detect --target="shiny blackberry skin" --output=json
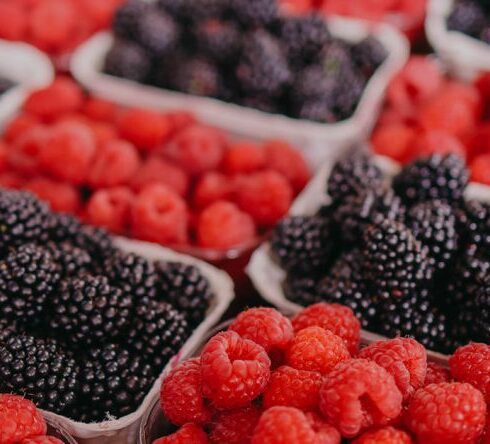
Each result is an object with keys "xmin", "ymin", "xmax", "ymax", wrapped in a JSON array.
[
  {"xmin": 169, "ymin": 58, "xmax": 222, "ymax": 97},
  {"xmin": 0, "ymin": 335, "xmax": 79, "ymax": 415},
  {"xmin": 284, "ymin": 274, "xmax": 320, "ymax": 306},
  {"xmin": 318, "ymin": 40, "xmax": 353, "ymax": 76},
  {"xmin": 49, "ymin": 275, "xmax": 133, "ymax": 347},
  {"xmin": 333, "ymin": 67, "xmax": 366, "ymax": 120},
  {"xmin": 46, "ymin": 242, "xmax": 92, "ymax": 278},
  {"xmin": 291, "ymin": 65, "xmax": 337, "ymax": 105},
  {"xmin": 447, "ymin": 0, "xmax": 486, "ymax": 37},
  {"xmin": 231, "ymin": 0, "xmax": 278, "ymax": 27},
  {"xmin": 271, "ymin": 216, "xmax": 331, "ymax": 274},
  {"xmin": 393, "ymin": 154, "xmax": 469, "ymax": 207},
  {"xmin": 113, "ymin": 0, "xmax": 150, "ymax": 39},
  {"xmin": 0, "ymin": 243, "xmax": 60, "ymax": 325},
  {"xmin": 350, "ymin": 36, "xmax": 387, "ymax": 76},
  {"xmin": 457, "ymin": 200, "xmax": 490, "ymax": 252},
  {"xmin": 295, "ymin": 100, "xmax": 337, "ymax": 123},
  {"xmin": 158, "ymin": 0, "xmax": 229, "ymax": 22},
  {"xmin": 474, "ymin": 276, "xmax": 490, "ymax": 342},
  {"xmin": 0, "ymin": 318, "xmax": 18, "ymax": 343},
  {"xmin": 104, "ymin": 39, "xmax": 151, "ymax": 82},
  {"xmin": 135, "ymin": 10, "xmax": 180, "ymax": 56},
  {"xmin": 196, "ymin": 20, "xmax": 241, "ymax": 64}
]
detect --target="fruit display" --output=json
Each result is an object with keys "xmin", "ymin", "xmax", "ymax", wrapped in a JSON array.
[
  {"xmin": 447, "ymin": 0, "xmax": 490, "ymax": 44},
  {"xmin": 102, "ymin": 0, "xmax": 388, "ymax": 123},
  {"xmin": 153, "ymin": 305, "xmax": 490, "ymax": 443}
]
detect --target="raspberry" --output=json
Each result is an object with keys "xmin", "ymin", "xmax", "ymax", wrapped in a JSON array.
[
  {"xmin": 371, "ymin": 124, "xmax": 415, "ymax": 164},
  {"xmin": 292, "ymin": 303, "xmax": 361, "ymax": 355},
  {"xmin": 471, "ymin": 154, "xmax": 490, "ymax": 185},
  {"xmin": 19, "ymin": 438, "xmax": 63, "ymax": 444},
  {"xmin": 131, "ymin": 184, "xmax": 188, "ymax": 245},
  {"xmin": 319, "ymin": 359, "xmax": 403, "ymax": 438},
  {"xmin": 222, "ymin": 142, "xmax": 266, "ymax": 175},
  {"xmin": 201, "ymin": 331, "xmax": 271, "ymax": 409},
  {"xmin": 209, "ymin": 406, "xmax": 262, "ymax": 444},
  {"xmin": 263, "ymin": 140, "xmax": 310, "ymax": 192},
  {"xmin": 131, "ymin": 156, "xmax": 189, "ymax": 196},
  {"xmin": 82, "ymin": 97, "xmax": 118, "ymax": 122},
  {"xmin": 153, "ymin": 424, "xmax": 208, "ymax": 444},
  {"xmin": 87, "ymin": 121, "xmax": 118, "ymax": 147},
  {"xmin": 197, "ymin": 201, "xmax": 256, "ymax": 250},
  {"xmin": 8, "ymin": 125, "xmax": 47, "ymax": 174},
  {"xmin": 0, "ymin": 394, "xmax": 47, "ymax": 444},
  {"xmin": 163, "ymin": 125, "xmax": 225, "ymax": 175},
  {"xmin": 160, "ymin": 357, "xmax": 212, "ymax": 426},
  {"xmin": 229, "ymin": 308, "xmax": 294, "ymax": 354},
  {"xmin": 87, "ymin": 139, "xmax": 140, "ymax": 188},
  {"xmin": 118, "ymin": 108, "xmax": 170, "ymax": 151},
  {"xmin": 0, "ymin": 172, "xmax": 25, "ymax": 189},
  {"xmin": 286, "ymin": 326, "xmax": 350, "ymax": 375},
  {"xmin": 25, "ymin": 177, "xmax": 80, "ymax": 214},
  {"xmin": 193, "ymin": 173, "xmax": 234, "ymax": 209},
  {"xmin": 86, "ymin": 187, "xmax": 134, "ymax": 234},
  {"xmin": 166, "ymin": 111, "xmax": 197, "ymax": 136},
  {"xmin": 305, "ymin": 412, "xmax": 341, "ymax": 444},
  {"xmin": 352, "ymin": 427, "xmax": 413, "ymax": 444},
  {"xmin": 412, "ymin": 130, "xmax": 466, "ymax": 161},
  {"xmin": 0, "ymin": 1, "xmax": 27, "ymax": 40},
  {"xmin": 449, "ymin": 343, "xmax": 490, "ymax": 402},
  {"xmin": 4, "ymin": 114, "xmax": 40, "ymax": 143},
  {"xmin": 405, "ymin": 383, "xmax": 486, "ymax": 444},
  {"xmin": 475, "ymin": 72, "xmax": 490, "ymax": 102},
  {"xmin": 235, "ymin": 170, "xmax": 293, "ymax": 227},
  {"xmin": 79, "ymin": 0, "xmax": 121, "ymax": 30},
  {"xmin": 424, "ymin": 363, "xmax": 451, "ymax": 386},
  {"xmin": 263, "ymin": 366, "xmax": 323, "ymax": 411},
  {"xmin": 358, "ymin": 338, "xmax": 427, "ymax": 400},
  {"xmin": 0, "ymin": 142, "xmax": 7, "ymax": 173}
]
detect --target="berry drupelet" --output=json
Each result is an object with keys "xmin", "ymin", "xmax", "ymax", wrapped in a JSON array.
[
  {"xmin": 475, "ymin": 276, "xmax": 490, "ymax": 343},
  {"xmin": 283, "ymin": 274, "xmax": 320, "ymax": 306},
  {"xmin": 104, "ymin": 39, "xmax": 151, "ymax": 83},
  {"xmin": 196, "ymin": 20, "xmax": 241, "ymax": 64},
  {"xmin": 350, "ymin": 36, "xmax": 387, "ymax": 77},
  {"xmin": 46, "ymin": 241, "xmax": 92, "ymax": 278},
  {"xmin": 457, "ymin": 200, "xmax": 490, "ymax": 252},
  {"xmin": 135, "ymin": 9, "xmax": 180, "ymax": 57},
  {"xmin": 168, "ymin": 58, "xmax": 222, "ymax": 97},
  {"xmin": 231, "ymin": 0, "xmax": 279, "ymax": 28}
]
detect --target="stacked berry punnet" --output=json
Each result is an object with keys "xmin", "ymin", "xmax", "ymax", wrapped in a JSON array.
[
  {"xmin": 103, "ymin": 0, "xmax": 387, "ymax": 124},
  {"xmin": 156, "ymin": 305, "xmax": 490, "ymax": 443},
  {"xmin": 447, "ymin": 0, "xmax": 490, "ymax": 44},
  {"xmin": 0, "ymin": 77, "xmax": 309, "ymax": 252},
  {"xmin": 0, "ymin": 188, "xmax": 215, "ymax": 423},
  {"xmin": 371, "ymin": 56, "xmax": 490, "ymax": 186}
]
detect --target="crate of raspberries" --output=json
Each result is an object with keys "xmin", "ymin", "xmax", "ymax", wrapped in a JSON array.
[
  {"xmin": 71, "ymin": 0, "xmax": 408, "ymax": 164},
  {"xmin": 139, "ymin": 305, "xmax": 490, "ymax": 443},
  {"xmin": 0, "ymin": 188, "xmax": 234, "ymax": 442}
]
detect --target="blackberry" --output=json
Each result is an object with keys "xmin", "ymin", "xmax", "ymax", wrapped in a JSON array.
[
  {"xmin": 271, "ymin": 216, "xmax": 331, "ymax": 274},
  {"xmin": 128, "ymin": 300, "xmax": 188, "ymax": 372},
  {"xmin": 350, "ymin": 36, "xmax": 387, "ymax": 76},
  {"xmin": 362, "ymin": 219, "xmax": 433, "ymax": 300},
  {"xmin": 284, "ymin": 274, "xmax": 321, "ymax": 306},
  {"xmin": 319, "ymin": 40, "xmax": 353, "ymax": 78},
  {"xmin": 104, "ymin": 39, "xmax": 150, "ymax": 82},
  {"xmin": 292, "ymin": 65, "xmax": 337, "ymax": 105},
  {"xmin": 0, "ymin": 335, "xmax": 79, "ymax": 415},
  {"xmin": 474, "ymin": 276, "xmax": 490, "ymax": 342},
  {"xmin": 0, "ymin": 189, "xmax": 50, "ymax": 248},
  {"xmin": 169, "ymin": 57, "xmax": 222, "ymax": 97},
  {"xmin": 113, "ymin": 0, "xmax": 150, "ymax": 39},
  {"xmin": 135, "ymin": 9, "xmax": 180, "ymax": 56},
  {"xmin": 0, "ymin": 318, "xmax": 18, "ymax": 343},
  {"xmin": 448, "ymin": 0, "xmax": 486, "ymax": 36},
  {"xmin": 196, "ymin": 20, "xmax": 241, "ymax": 64},
  {"xmin": 231, "ymin": 0, "xmax": 278, "ymax": 27},
  {"xmin": 333, "ymin": 67, "xmax": 366, "ymax": 120},
  {"xmin": 158, "ymin": 0, "xmax": 229, "ymax": 22},
  {"xmin": 393, "ymin": 154, "xmax": 469, "ymax": 207},
  {"xmin": 156, "ymin": 261, "xmax": 213, "ymax": 326},
  {"xmin": 457, "ymin": 200, "xmax": 490, "ymax": 252},
  {"xmin": 49, "ymin": 275, "xmax": 133, "ymax": 347},
  {"xmin": 295, "ymin": 100, "xmax": 337, "ymax": 123},
  {"xmin": 46, "ymin": 242, "xmax": 92, "ymax": 278},
  {"xmin": 0, "ymin": 244, "xmax": 60, "ymax": 325},
  {"xmin": 236, "ymin": 30, "xmax": 291, "ymax": 98}
]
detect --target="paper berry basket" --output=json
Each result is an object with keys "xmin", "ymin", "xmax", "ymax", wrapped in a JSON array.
[
  {"xmin": 42, "ymin": 237, "xmax": 234, "ymax": 444},
  {"xmin": 46, "ymin": 417, "xmax": 78, "ymax": 444},
  {"xmin": 70, "ymin": 16, "xmax": 408, "ymax": 167}
]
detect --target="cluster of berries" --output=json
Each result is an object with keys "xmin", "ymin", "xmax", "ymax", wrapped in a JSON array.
[
  {"xmin": 0, "ymin": 188, "xmax": 214, "ymax": 422},
  {"xmin": 157, "ymin": 304, "xmax": 490, "ymax": 444},
  {"xmin": 104, "ymin": 0, "xmax": 387, "ymax": 123},
  {"xmin": 0, "ymin": 77, "xmax": 309, "ymax": 251},
  {"xmin": 0, "ymin": 0, "xmax": 123, "ymax": 57},
  {"xmin": 448, "ymin": 0, "xmax": 490, "ymax": 44},
  {"xmin": 272, "ymin": 150, "xmax": 490, "ymax": 354},
  {"xmin": 371, "ymin": 56, "xmax": 490, "ymax": 185}
]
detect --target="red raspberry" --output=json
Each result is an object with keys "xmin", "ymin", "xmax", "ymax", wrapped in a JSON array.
[
  {"xmin": 424, "ymin": 362, "xmax": 451, "ymax": 386},
  {"xmin": 25, "ymin": 177, "xmax": 81, "ymax": 214},
  {"xmin": 4, "ymin": 114, "xmax": 40, "ymax": 143},
  {"xmin": 8, "ymin": 125, "xmax": 47, "ymax": 174},
  {"xmin": 222, "ymin": 142, "xmax": 266, "ymax": 175},
  {"xmin": 286, "ymin": 326, "xmax": 350, "ymax": 375},
  {"xmin": 193, "ymin": 173, "xmax": 234, "ymax": 209},
  {"xmin": 86, "ymin": 187, "xmax": 134, "ymax": 234},
  {"xmin": 263, "ymin": 140, "xmax": 310, "ymax": 192},
  {"xmin": 131, "ymin": 184, "xmax": 188, "ymax": 245},
  {"xmin": 164, "ymin": 125, "xmax": 225, "ymax": 175},
  {"xmin": 118, "ymin": 108, "xmax": 170, "ymax": 151},
  {"xmin": 235, "ymin": 170, "xmax": 293, "ymax": 226},
  {"xmin": 166, "ymin": 111, "xmax": 197, "ymax": 136},
  {"xmin": 160, "ymin": 357, "xmax": 212, "ymax": 426},
  {"xmin": 352, "ymin": 427, "xmax": 413, "ymax": 444},
  {"xmin": 481, "ymin": 416, "xmax": 490, "ymax": 444},
  {"xmin": 466, "ymin": 123, "xmax": 490, "ymax": 159},
  {"xmin": 201, "ymin": 331, "xmax": 271, "ymax": 409},
  {"xmin": 263, "ymin": 366, "xmax": 323, "ymax": 411},
  {"xmin": 20, "ymin": 438, "xmax": 63, "ymax": 444},
  {"xmin": 0, "ymin": 141, "xmax": 8, "ymax": 173},
  {"xmin": 305, "ymin": 412, "xmax": 341, "ymax": 444},
  {"xmin": 0, "ymin": 1, "xmax": 27, "ymax": 41},
  {"xmin": 371, "ymin": 124, "xmax": 415, "ymax": 163},
  {"xmin": 0, "ymin": 394, "xmax": 47, "ymax": 444},
  {"xmin": 449, "ymin": 342, "xmax": 490, "ymax": 402},
  {"xmin": 82, "ymin": 97, "xmax": 118, "ymax": 122},
  {"xmin": 131, "ymin": 156, "xmax": 189, "ymax": 196},
  {"xmin": 292, "ymin": 303, "xmax": 361, "ymax": 355},
  {"xmin": 87, "ymin": 139, "xmax": 140, "ymax": 188},
  {"xmin": 0, "ymin": 172, "xmax": 25, "ymax": 189},
  {"xmin": 412, "ymin": 130, "xmax": 466, "ymax": 161},
  {"xmin": 358, "ymin": 338, "xmax": 427, "ymax": 400},
  {"xmin": 475, "ymin": 72, "xmax": 490, "ymax": 102},
  {"xmin": 87, "ymin": 122, "xmax": 118, "ymax": 147},
  {"xmin": 319, "ymin": 359, "xmax": 403, "ymax": 438},
  {"xmin": 444, "ymin": 81, "xmax": 483, "ymax": 118},
  {"xmin": 196, "ymin": 201, "xmax": 256, "ymax": 250},
  {"xmin": 79, "ymin": 0, "xmax": 122, "ymax": 30},
  {"xmin": 153, "ymin": 424, "xmax": 208, "ymax": 444},
  {"xmin": 209, "ymin": 406, "xmax": 262, "ymax": 444},
  {"xmin": 23, "ymin": 77, "xmax": 84, "ymax": 121},
  {"xmin": 405, "ymin": 382, "xmax": 486, "ymax": 444},
  {"xmin": 470, "ymin": 154, "xmax": 490, "ymax": 185},
  {"xmin": 229, "ymin": 307, "xmax": 294, "ymax": 354}
]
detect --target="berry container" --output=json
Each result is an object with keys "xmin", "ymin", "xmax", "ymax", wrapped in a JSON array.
[
  {"xmin": 41, "ymin": 237, "xmax": 234, "ymax": 444},
  {"xmin": 46, "ymin": 417, "xmax": 78, "ymax": 444},
  {"xmin": 426, "ymin": 0, "xmax": 490, "ymax": 80},
  {"xmin": 70, "ymin": 17, "xmax": 408, "ymax": 167}
]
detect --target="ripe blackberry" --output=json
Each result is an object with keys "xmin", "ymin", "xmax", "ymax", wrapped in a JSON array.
[
  {"xmin": 393, "ymin": 154, "xmax": 469, "ymax": 207},
  {"xmin": 0, "ymin": 243, "xmax": 60, "ymax": 325},
  {"xmin": 318, "ymin": 40, "xmax": 352, "ymax": 76},
  {"xmin": 231, "ymin": 0, "xmax": 278, "ymax": 27},
  {"xmin": 295, "ymin": 100, "xmax": 337, "ymax": 123},
  {"xmin": 291, "ymin": 64, "xmax": 337, "ymax": 105},
  {"xmin": 46, "ymin": 242, "xmax": 92, "ymax": 278},
  {"xmin": 362, "ymin": 219, "xmax": 433, "ymax": 300},
  {"xmin": 474, "ymin": 276, "xmax": 490, "ymax": 343},
  {"xmin": 49, "ymin": 275, "xmax": 133, "ymax": 347},
  {"xmin": 113, "ymin": 0, "xmax": 150, "ymax": 39},
  {"xmin": 271, "ymin": 215, "xmax": 331, "ymax": 274},
  {"xmin": 327, "ymin": 152, "xmax": 384, "ymax": 205},
  {"xmin": 135, "ymin": 9, "xmax": 180, "ymax": 56},
  {"xmin": 448, "ymin": 0, "xmax": 486, "ymax": 36},
  {"xmin": 156, "ymin": 261, "xmax": 213, "ymax": 326},
  {"xmin": 0, "ymin": 335, "xmax": 79, "ymax": 415},
  {"xmin": 127, "ymin": 300, "xmax": 188, "ymax": 372},
  {"xmin": 0, "ymin": 319, "xmax": 18, "ymax": 343},
  {"xmin": 457, "ymin": 200, "xmax": 490, "ymax": 252},
  {"xmin": 283, "ymin": 274, "xmax": 320, "ymax": 306},
  {"xmin": 169, "ymin": 58, "xmax": 222, "ymax": 97},
  {"xmin": 236, "ymin": 30, "xmax": 292, "ymax": 98},
  {"xmin": 333, "ymin": 67, "xmax": 366, "ymax": 120},
  {"xmin": 196, "ymin": 20, "xmax": 241, "ymax": 64},
  {"xmin": 158, "ymin": 0, "xmax": 229, "ymax": 22},
  {"xmin": 104, "ymin": 39, "xmax": 150, "ymax": 82},
  {"xmin": 0, "ymin": 189, "xmax": 50, "ymax": 248},
  {"xmin": 350, "ymin": 36, "xmax": 387, "ymax": 76}
]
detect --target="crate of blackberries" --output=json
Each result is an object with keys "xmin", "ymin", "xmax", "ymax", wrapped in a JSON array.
[
  {"xmin": 0, "ymin": 188, "xmax": 233, "ymax": 441},
  {"xmin": 248, "ymin": 150, "xmax": 490, "ymax": 356}
]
